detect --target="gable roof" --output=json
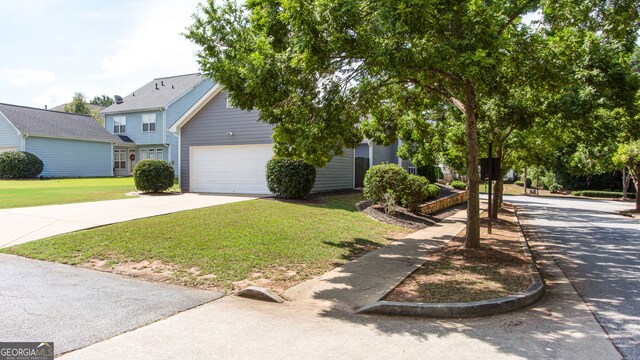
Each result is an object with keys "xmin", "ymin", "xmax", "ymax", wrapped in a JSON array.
[
  {"xmin": 169, "ymin": 83, "xmax": 224, "ymax": 132},
  {"xmin": 0, "ymin": 103, "xmax": 124, "ymax": 144},
  {"xmin": 51, "ymin": 103, "xmax": 106, "ymax": 113},
  {"xmin": 101, "ymin": 73, "xmax": 207, "ymax": 114}
]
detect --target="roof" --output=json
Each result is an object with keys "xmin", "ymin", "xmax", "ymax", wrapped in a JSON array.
[
  {"xmin": 102, "ymin": 73, "xmax": 207, "ymax": 114},
  {"xmin": 50, "ymin": 103, "xmax": 106, "ymax": 113},
  {"xmin": 169, "ymin": 83, "xmax": 224, "ymax": 132},
  {"xmin": 0, "ymin": 103, "xmax": 125, "ymax": 144}
]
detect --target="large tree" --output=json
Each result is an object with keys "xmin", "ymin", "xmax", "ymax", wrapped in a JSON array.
[{"xmin": 186, "ymin": 0, "xmax": 638, "ymax": 248}]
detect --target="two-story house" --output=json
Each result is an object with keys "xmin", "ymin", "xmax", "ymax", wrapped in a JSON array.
[{"xmin": 101, "ymin": 73, "xmax": 214, "ymax": 176}]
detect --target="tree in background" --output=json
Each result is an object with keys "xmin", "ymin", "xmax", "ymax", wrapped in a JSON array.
[
  {"xmin": 90, "ymin": 95, "xmax": 114, "ymax": 107},
  {"xmin": 62, "ymin": 92, "xmax": 105, "ymax": 126},
  {"xmin": 613, "ymin": 141, "xmax": 640, "ymax": 210}
]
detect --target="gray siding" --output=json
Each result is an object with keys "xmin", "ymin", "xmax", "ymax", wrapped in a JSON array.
[
  {"xmin": 313, "ymin": 149, "xmax": 354, "ymax": 192},
  {"xmin": 180, "ymin": 91, "xmax": 272, "ymax": 192},
  {"xmin": 25, "ymin": 136, "xmax": 111, "ymax": 177},
  {"xmin": 0, "ymin": 112, "xmax": 21, "ymax": 150},
  {"xmin": 371, "ymin": 142, "xmax": 398, "ymax": 166},
  {"xmin": 355, "ymin": 143, "xmax": 369, "ymax": 158}
]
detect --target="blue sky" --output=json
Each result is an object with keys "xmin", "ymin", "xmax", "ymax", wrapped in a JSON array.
[{"xmin": 0, "ymin": 0, "xmax": 201, "ymax": 108}]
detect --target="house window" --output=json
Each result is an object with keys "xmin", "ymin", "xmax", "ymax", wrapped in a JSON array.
[
  {"xmin": 407, "ymin": 160, "xmax": 418, "ymax": 175},
  {"xmin": 113, "ymin": 116, "xmax": 126, "ymax": 134},
  {"xmin": 142, "ymin": 113, "xmax": 156, "ymax": 132},
  {"xmin": 140, "ymin": 148, "xmax": 164, "ymax": 160},
  {"xmin": 226, "ymin": 96, "xmax": 237, "ymax": 109},
  {"xmin": 114, "ymin": 149, "xmax": 126, "ymax": 169}
]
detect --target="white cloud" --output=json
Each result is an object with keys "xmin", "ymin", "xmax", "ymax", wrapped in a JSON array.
[
  {"xmin": 1, "ymin": 68, "xmax": 56, "ymax": 86},
  {"xmin": 57, "ymin": 56, "xmax": 79, "ymax": 63},
  {"xmin": 32, "ymin": 86, "xmax": 75, "ymax": 108},
  {"xmin": 100, "ymin": 0, "xmax": 200, "ymax": 79}
]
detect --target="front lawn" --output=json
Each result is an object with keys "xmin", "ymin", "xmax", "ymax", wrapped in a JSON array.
[
  {"xmin": 479, "ymin": 183, "xmax": 523, "ymax": 195},
  {"xmin": 0, "ymin": 177, "xmax": 138, "ymax": 209},
  {"xmin": 1, "ymin": 193, "xmax": 406, "ymax": 292}
]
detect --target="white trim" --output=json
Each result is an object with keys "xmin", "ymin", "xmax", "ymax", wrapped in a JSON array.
[
  {"xmin": 24, "ymin": 134, "xmax": 122, "ymax": 144},
  {"xmin": 368, "ymin": 140, "xmax": 373, "ymax": 168},
  {"xmin": 141, "ymin": 113, "xmax": 157, "ymax": 133},
  {"xmin": 102, "ymin": 107, "xmax": 163, "ymax": 115},
  {"xmin": 169, "ymin": 83, "xmax": 224, "ymax": 132},
  {"xmin": 113, "ymin": 115, "xmax": 126, "ymax": 134}
]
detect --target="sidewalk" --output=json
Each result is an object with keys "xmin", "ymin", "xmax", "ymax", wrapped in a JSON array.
[
  {"xmin": 59, "ymin": 206, "xmax": 620, "ymax": 360},
  {"xmin": 282, "ymin": 208, "xmax": 468, "ymax": 311}
]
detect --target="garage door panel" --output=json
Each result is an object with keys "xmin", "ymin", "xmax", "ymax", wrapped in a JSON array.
[{"xmin": 190, "ymin": 145, "xmax": 273, "ymax": 194}]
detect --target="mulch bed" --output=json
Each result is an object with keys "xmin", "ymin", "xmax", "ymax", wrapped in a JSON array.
[
  {"xmin": 384, "ymin": 208, "xmax": 531, "ymax": 303},
  {"xmin": 357, "ymin": 200, "xmax": 466, "ymax": 230}
]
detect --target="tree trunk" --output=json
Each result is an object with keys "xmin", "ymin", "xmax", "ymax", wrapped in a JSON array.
[
  {"xmin": 463, "ymin": 80, "xmax": 481, "ymax": 248},
  {"xmin": 634, "ymin": 166, "xmax": 640, "ymax": 211},
  {"xmin": 622, "ymin": 167, "xmax": 628, "ymax": 201},
  {"xmin": 523, "ymin": 166, "xmax": 528, "ymax": 194}
]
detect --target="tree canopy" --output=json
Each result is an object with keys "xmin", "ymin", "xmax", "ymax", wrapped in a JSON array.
[{"xmin": 186, "ymin": 0, "xmax": 639, "ymax": 247}]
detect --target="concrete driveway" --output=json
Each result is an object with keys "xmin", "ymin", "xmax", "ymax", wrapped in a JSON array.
[
  {"xmin": 0, "ymin": 193, "xmax": 257, "ymax": 248},
  {"xmin": 507, "ymin": 195, "xmax": 640, "ymax": 359},
  {"xmin": 0, "ymin": 253, "xmax": 223, "ymax": 355}
]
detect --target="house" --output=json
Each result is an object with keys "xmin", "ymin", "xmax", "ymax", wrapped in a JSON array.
[
  {"xmin": 169, "ymin": 83, "xmax": 399, "ymax": 194},
  {"xmin": 0, "ymin": 103, "xmax": 127, "ymax": 177},
  {"xmin": 101, "ymin": 73, "xmax": 214, "ymax": 176}
]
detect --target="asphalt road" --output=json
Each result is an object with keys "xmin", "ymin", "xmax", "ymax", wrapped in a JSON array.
[
  {"xmin": 0, "ymin": 254, "xmax": 223, "ymax": 355},
  {"xmin": 507, "ymin": 195, "xmax": 640, "ymax": 359}
]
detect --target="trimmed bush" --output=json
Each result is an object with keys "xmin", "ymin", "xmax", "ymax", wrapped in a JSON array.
[
  {"xmin": 133, "ymin": 160, "xmax": 174, "ymax": 193},
  {"xmin": 266, "ymin": 157, "xmax": 316, "ymax": 198},
  {"xmin": 571, "ymin": 190, "xmax": 635, "ymax": 199},
  {"xmin": 525, "ymin": 178, "xmax": 532, "ymax": 187},
  {"xmin": 400, "ymin": 174, "xmax": 440, "ymax": 212},
  {"xmin": 549, "ymin": 183, "xmax": 563, "ymax": 193},
  {"xmin": 450, "ymin": 180, "xmax": 467, "ymax": 190},
  {"xmin": 0, "ymin": 151, "xmax": 43, "ymax": 179},
  {"xmin": 363, "ymin": 163, "xmax": 408, "ymax": 205},
  {"xmin": 515, "ymin": 180, "xmax": 524, "ymax": 186}
]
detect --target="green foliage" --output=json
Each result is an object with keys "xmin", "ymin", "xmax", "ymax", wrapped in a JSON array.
[
  {"xmin": 450, "ymin": 180, "xmax": 467, "ymax": 190},
  {"xmin": 515, "ymin": 180, "xmax": 524, "ymax": 186},
  {"xmin": 0, "ymin": 151, "xmax": 43, "ymax": 179},
  {"xmin": 133, "ymin": 160, "xmax": 174, "ymax": 193},
  {"xmin": 265, "ymin": 157, "xmax": 316, "ymax": 198},
  {"xmin": 400, "ymin": 174, "xmax": 439, "ymax": 212},
  {"xmin": 613, "ymin": 141, "xmax": 640, "ymax": 169},
  {"xmin": 363, "ymin": 163, "xmax": 408, "ymax": 205},
  {"xmin": 549, "ymin": 183, "xmax": 564, "ymax": 193},
  {"xmin": 572, "ymin": 190, "xmax": 635, "ymax": 199},
  {"xmin": 417, "ymin": 164, "xmax": 443, "ymax": 184},
  {"xmin": 90, "ymin": 95, "xmax": 114, "ymax": 107},
  {"xmin": 63, "ymin": 92, "xmax": 90, "ymax": 115}
]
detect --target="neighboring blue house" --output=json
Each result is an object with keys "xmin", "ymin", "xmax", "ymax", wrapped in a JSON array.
[
  {"xmin": 0, "ymin": 103, "xmax": 126, "ymax": 177},
  {"xmin": 101, "ymin": 73, "xmax": 214, "ymax": 176}
]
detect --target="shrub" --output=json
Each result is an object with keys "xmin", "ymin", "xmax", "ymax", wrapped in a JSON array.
[
  {"xmin": 417, "ymin": 165, "xmax": 442, "ymax": 183},
  {"xmin": 571, "ymin": 190, "xmax": 635, "ymax": 199},
  {"xmin": 525, "ymin": 178, "xmax": 532, "ymax": 187},
  {"xmin": 0, "ymin": 151, "xmax": 43, "ymax": 179},
  {"xmin": 515, "ymin": 180, "xmax": 524, "ymax": 186},
  {"xmin": 265, "ymin": 157, "xmax": 316, "ymax": 198},
  {"xmin": 400, "ymin": 174, "xmax": 440, "ymax": 212},
  {"xmin": 549, "ymin": 183, "xmax": 563, "ymax": 193},
  {"xmin": 381, "ymin": 193, "xmax": 397, "ymax": 215},
  {"xmin": 450, "ymin": 180, "xmax": 467, "ymax": 190},
  {"xmin": 133, "ymin": 160, "xmax": 174, "ymax": 193},
  {"xmin": 363, "ymin": 163, "xmax": 408, "ymax": 204}
]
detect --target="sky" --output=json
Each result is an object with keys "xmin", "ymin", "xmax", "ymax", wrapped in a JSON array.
[{"xmin": 0, "ymin": 0, "xmax": 202, "ymax": 108}]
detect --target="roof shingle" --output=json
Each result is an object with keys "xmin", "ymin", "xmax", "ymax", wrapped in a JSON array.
[{"xmin": 0, "ymin": 103, "xmax": 125, "ymax": 144}]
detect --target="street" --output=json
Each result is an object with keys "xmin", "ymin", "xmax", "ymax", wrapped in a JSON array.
[{"xmin": 508, "ymin": 195, "xmax": 640, "ymax": 359}]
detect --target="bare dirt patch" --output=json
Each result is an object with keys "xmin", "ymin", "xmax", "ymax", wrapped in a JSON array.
[{"xmin": 385, "ymin": 208, "xmax": 531, "ymax": 303}]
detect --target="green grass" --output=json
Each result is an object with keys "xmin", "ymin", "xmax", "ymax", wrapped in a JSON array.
[
  {"xmin": 1, "ymin": 193, "xmax": 405, "ymax": 290},
  {"xmin": 479, "ymin": 183, "xmax": 524, "ymax": 195},
  {"xmin": 0, "ymin": 177, "xmax": 138, "ymax": 209}
]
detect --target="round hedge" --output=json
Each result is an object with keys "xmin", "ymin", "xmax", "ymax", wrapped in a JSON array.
[
  {"xmin": 0, "ymin": 151, "xmax": 43, "ymax": 178},
  {"xmin": 133, "ymin": 159, "xmax": 174, "ymax": 193},
  {"xmin": 450, "ymin": 180, "xmax": 467, "ymax": 190},
  {"xmin": 266, "ymin": 157, "xmax": 316, "ymax": 198},
  {"xmin": 400, "ymin": 174, "xmax": 440, "ymax": 212},
  {"xmin": 363, "ymin": 163, "xmax": 408, "ymax": 204}
]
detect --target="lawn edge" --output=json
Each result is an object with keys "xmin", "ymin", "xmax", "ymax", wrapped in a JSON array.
[{"xmin": 357, "ymin": 206, "xmax": 546, "ymax": 318}]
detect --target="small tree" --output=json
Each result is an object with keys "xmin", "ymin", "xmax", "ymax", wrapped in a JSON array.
[
  {"xmin": 90, "ymin": 95, "xmax": 115, "ymax": 107},
  {"xmin": 613, "ymin": 141, "xmax": 640, "ymax": 210}
]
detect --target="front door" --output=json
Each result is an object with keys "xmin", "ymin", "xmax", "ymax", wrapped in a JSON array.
[{"xmin": 129, "ymin": 149, "xmax": 136, "ymax": 175}]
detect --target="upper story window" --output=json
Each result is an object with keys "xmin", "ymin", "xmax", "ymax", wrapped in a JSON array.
[
  {"xmin": 142, "ymin": 113, "xmax": 156, "ymax": 132},
  {"xmin": 113, "ymin": 116, "xmax": 126, "ymax": 134},
  {"xmin": 226, "ymin": 96, "xmax": 237, "ymax": 109}
]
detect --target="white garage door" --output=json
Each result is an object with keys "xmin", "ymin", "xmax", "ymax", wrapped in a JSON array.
[{"xmin": 190, "ymin": 144, "xmax": 274, "ymax": 194}]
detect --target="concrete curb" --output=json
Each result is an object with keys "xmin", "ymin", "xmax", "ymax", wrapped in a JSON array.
[
  {"xmin": 357, "ymin": 209, "xmax": 546, "ymax": 318},
  {"xmin": 236, "ymin": 286, "xmax": 286, "ymax": 303}
]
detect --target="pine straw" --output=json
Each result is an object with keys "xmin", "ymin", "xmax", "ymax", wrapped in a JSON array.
[{"xmin": 385, "ymin": 208, "xmax": 532, "ymax": 303}]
